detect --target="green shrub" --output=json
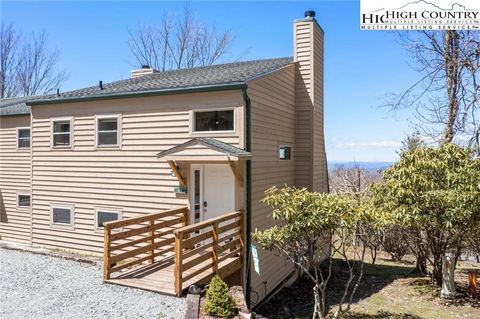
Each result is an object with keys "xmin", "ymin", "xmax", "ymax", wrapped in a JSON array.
[{"xmin": 204, "ymin": 275, "xmax": 237, "ymax": 318}]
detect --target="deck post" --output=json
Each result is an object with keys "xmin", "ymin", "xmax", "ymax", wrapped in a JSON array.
[
  {"xmin": 212, "ymin": 221, "xmax": 219, "ymax": 274},
  {"xmin": 182, "ymin": 207, "xmax": 188, "ymax": 227},
  {"xmin": 181, "ymin": 208, "xmax": 190, "ymax": 249},
  {"xmin": 103, "ymin": 227, "xmax": 111, "ymax": 280},
  {"xmin": 149, "ymin": 219, "xmax": 155, "ymax": 264},
  {"xmin": 174, "ymin": 232, "xmax": 183, "ymax": 296}
]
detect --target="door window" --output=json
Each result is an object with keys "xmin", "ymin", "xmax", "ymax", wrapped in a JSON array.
[{"xmin": 194, "ymin": 169, "xmax": 201, "ymax": 223}]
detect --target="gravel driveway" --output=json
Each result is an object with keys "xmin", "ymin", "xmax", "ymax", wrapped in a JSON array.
[{"xmin": 0, "ymin": 249, "xmax": 186, "ymax": 319}]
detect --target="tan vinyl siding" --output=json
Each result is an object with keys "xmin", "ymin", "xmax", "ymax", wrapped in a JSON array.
[
  {"xmin": 31, "ymin": 90, "xmax": 244, "ymax": 253},
  {"xmin": 0, "ymin": 115, "xmax": 32, "ymax": 244},
  {"xmin": 294, "ymin": 21, "xmax": 314, "ymax": 189},
  {"xmin": 312, "ymin": 26, "xmax": 328, "ymax": 192},
  {"xmin": 294, "ymin": 19, "xmax": 328, "ymax": 192},
  {"xmin": 248, "ymin": 64, "xmax": 296, "ymax": 303}
]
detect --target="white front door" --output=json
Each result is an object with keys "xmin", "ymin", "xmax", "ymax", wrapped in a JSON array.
[{"xmin": 190, "ymin": 164, "xmax": 235, "ymax": 223}]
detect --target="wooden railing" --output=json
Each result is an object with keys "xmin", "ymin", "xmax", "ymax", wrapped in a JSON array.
[
  {"xmin": 103, "ymin": 207, "xmax": 188, "ymax": 280},
  {"xmin": 173, "ymin": 211, "xmax": 244, "ymax": 296}
]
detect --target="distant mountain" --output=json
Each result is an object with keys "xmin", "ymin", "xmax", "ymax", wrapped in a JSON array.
[{"xmin": 328, "ymin": 161, "xmax": 394, "ymax": 173}]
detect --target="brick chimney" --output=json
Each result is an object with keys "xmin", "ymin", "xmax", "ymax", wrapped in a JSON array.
[
  {"xmin": 293, "ymin": 11, "xmax": 328, "ymax": 192},
  {"xmin": 131, "ymin": 65, "xmax": 159, "ymax": 78}
]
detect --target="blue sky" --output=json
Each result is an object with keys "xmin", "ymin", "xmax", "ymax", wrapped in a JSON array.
[{"xmin": 2, "ymin": 0, "xmax": 418, "ymax": 162}]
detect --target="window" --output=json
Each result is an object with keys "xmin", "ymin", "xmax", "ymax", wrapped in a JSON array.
[
  {"xmin": 96, "ymin": 210, "xmax": 120, "ymax": 229},
  {"xmin": 279, "ymin": 146, "xmax": 292, "ymax": 160},
  {"xmin": 51, "ymin": 205, "xmax": 73, "ymax": 226},
  {"xmin": 193, "ymin": 169, "xmax": 201, "ymax": 223},
  {"xmin": 194, "ymin": 110, "xmax": 234, "ymax": 132},
  {"xmin": 52, "ymin": 118, "xmax": 72, "ymax": 147},
  {"xmin": 17, "ymin": 192, "xmax": 31, "ymax": 208},
  {"xmin": 17, "ymin": 128, "xmax": 31, "ymax": 149},
  {"xmin": 96, "ymin": 115, "xmax": 120, "ymax": 147}
]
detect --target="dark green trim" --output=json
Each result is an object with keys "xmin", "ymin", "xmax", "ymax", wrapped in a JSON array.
[
  {"xmin": 0, "ymin": 112, "xmax": 30, "ymax": 117},
  {"xmin": 294, "ymin": 17, "xmax": 325, "ymax": 34},
  {"xmin": 27, "ymin": 82, "xmax": 247, "ymax": 106},
  {"xmin": 242, "ymin": 86, "xmax": 253, "ymax": 309}
]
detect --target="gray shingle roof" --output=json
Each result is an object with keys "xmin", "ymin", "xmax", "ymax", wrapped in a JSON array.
[
  {"xmin": 0, "ymin": 57, "xmax": 293, "ymax": 115},
  {"xmin": 157, "ymin": 138, "xmax": 251, "ymax": 159},
  {"xmin": 29, "ymin": 57, "xmax": 293, "ymax": 104},
  {"xmin": 0, "ymin": 95, "xmax": 52, "ymax": 116}
]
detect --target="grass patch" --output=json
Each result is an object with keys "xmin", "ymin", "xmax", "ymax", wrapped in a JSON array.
[
  {"xmin": 255, "ymin": 251, "xmax": 480, "ymax": 319},
  {"xmin": 346, "ymin": 311, "xmax": 424, "ymax": 319}
]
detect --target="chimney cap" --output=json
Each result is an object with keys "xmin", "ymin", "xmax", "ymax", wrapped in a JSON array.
[
  {"xmin": 305, "ymin": 10, "xmax": 316, "ymax": 18},
  {"xmin": 131, "ymin": 66, "xmax": 160, "ymax": 78}
]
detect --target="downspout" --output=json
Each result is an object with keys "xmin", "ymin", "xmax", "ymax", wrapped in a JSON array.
[{"xmin": 242, "ymin": 86, "xmax": 253, "ymax": 309}]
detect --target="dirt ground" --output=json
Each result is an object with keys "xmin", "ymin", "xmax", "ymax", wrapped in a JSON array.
[{"xmin": 255, "ymin": 252, "xmax": 480, "ymax": 319}]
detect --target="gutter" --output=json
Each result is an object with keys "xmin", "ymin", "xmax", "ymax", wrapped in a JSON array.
[
  {"xmin": 27, "ymin": 82, "xmax": 247, "ymax": 106},
  {"xmin": 0, "ymin": 112, "xmax": 30, "ymax": 117},
  {"xmin": 241, "ymin": 86, "xmax": 253, "ymax": 309}
]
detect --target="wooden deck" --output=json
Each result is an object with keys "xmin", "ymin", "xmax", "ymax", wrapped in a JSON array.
[
  {"xmin": 106, "ymin": 251, "xmax": 177, "ymax": 294},
  {"xmin": 103, "ymin": 208, "xmax": 244, "ymax": 296},
  {"xmin": 105, "ymin": 250, "xmax": 241, "ymax": 295}
]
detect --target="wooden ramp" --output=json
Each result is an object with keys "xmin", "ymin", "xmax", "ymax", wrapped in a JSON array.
[
  {"xmin": 103, "ymin": 208, "xmax": 245, "ymax": 296},
  {"xmin": 105, "ymin": 252, "xmax": 177, "ymax": 295},
  {"xmin": 105, "ymin": 251, "xmax": 241, "ymax": 295}
]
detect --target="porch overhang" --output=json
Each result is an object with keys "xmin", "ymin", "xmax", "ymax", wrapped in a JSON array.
[
  {"xmin": 157, "ymin": 138, "xmax": 250, "ymax": 187},
  {"xmin": 156, "ymin": 138, "xmax": 251, "ymax": 162}
]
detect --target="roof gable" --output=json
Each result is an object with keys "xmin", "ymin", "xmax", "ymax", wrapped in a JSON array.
[{"xmin": 157, "ymin": 138, "xmax": 251, "ymax": 161}]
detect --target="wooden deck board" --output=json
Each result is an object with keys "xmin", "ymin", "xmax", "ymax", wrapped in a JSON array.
[{"xmin": 105, "ymin": 251, "xmax": 240, "ymax": 296}]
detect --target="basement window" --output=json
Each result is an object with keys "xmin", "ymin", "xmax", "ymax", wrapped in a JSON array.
[
  {"xmin": 51, "ymin": 205, "xmax": 73, "ymax": 226},
  {"xmin": 52, "ymin": 118, "xmax": 72, "ymax": 147},
  {"xmin": 279, "ymin": 146, "xmax": 292, "ymax": 160},
  {"xmin": 17, "ymin": 128, "xmax": 31, "ymax": 149},
  {"xmin": 96, "ymin": 209, "xmax": 121, "ymax": 229},
  {"xmin": 194, "ymin": 110, "xmax": 234, "ymax": 132},
  {"xmin": 96, "ymin": 115, "xmax": 121, "ymax": 147},
  {"xmin": 17, "ymin": 192, "xmax": 31, "ymax": 209}
]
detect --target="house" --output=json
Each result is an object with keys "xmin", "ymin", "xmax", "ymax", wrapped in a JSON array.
[{"xmin": 0, "ymin": 11, "xmax": 328, "ymax": 306}]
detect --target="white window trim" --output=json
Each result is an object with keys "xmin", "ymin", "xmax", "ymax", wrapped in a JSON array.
[
  {"xmin": 95, "ymin": 207, "xmax": 122, "ymax": 232},
  {"xmin": 279, "ymin": 144, "xmax": 293, "ymax": 161},
  {"xmin": 191, "ymin": 107, "xmax": 237, "ymax": 135},
  {"xmin": 16, "ymin": 127, "xmax": 31, "ymax": 151},
  {"xmin": 95, "ymin": 114, "xmax": 122, "ymax": 149},
  {"xmin": 50, "ymin": 116, "xmax": 73, "ymax": 149},
  {"xmin": 16, "ymin": 190, "xmax": 31, "ymax": 210},
  {"xmin": 50, "ymin": 203, "xmax": 74, "ymax": 229}
]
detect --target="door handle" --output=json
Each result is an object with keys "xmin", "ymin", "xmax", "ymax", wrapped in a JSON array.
[{"xmin": 203, "ymin": 201, "xmax": 208, "ymax": 207}]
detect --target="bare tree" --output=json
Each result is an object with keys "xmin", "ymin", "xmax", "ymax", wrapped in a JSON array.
[
  {"xmin": 0, "ymin": 24, "xmax": 67, "ymax": 98},
  {"xmin": 399, "ymin": 131, "xmax": 427, "ymax": 153},
  {"xmin": 0, "ymin": 24, "xmax": 20, "ymax": 98},
  {"xmin": 329, "ymin": 165, "xmax": 379, "ymax": 200},
  {"xmin": 387, "ymin": 31, "xmax": 480, "ymax": 154},
  {"xmin": 16, "ymin": 31, "xmax": 68, "ymax": 96},
  {"xmin": 128, "ymin": 6, "xmax": 234, "ymax": 71},
  {"xmin": 329, "ymin": 166, "xmax": 382, "ymax": 263}
]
